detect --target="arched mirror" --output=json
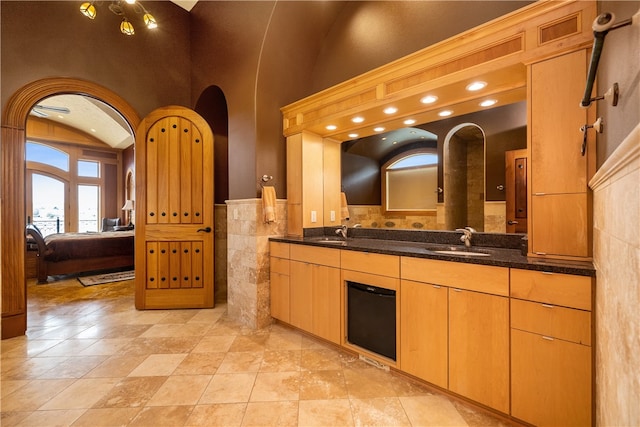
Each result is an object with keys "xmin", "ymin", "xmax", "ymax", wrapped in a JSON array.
[{"xmin": 443, "ymin": 123, "xmax": 485, "ymax": 231}]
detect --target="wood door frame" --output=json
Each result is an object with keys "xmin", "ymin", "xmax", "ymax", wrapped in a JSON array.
[{"xmin": 1, "ymin": 77, "xmax": 140, "ymax": 339}]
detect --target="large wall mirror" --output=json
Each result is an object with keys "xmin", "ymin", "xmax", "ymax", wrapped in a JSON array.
[{"xmin": 341, "ymin": 101, "xmax": 526, "ymax": 233}]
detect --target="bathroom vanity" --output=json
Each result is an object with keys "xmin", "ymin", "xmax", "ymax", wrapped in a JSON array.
[{"xmin": 269, "ymin": 230, "xmax": 595, "ymax": 426}]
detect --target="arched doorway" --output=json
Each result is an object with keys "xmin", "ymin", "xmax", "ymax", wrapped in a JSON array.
[
  {"xmin": 1, "ymin": 77, "xmax": 140, "ymax": 339},
  {"xmin": 443, "ymin": 123, "xmax": 486, "ymax": 231}
]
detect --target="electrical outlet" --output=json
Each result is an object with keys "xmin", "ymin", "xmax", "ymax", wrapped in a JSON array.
[
  {"xmin": 311, "ymin": 211, "xmax": 317, "ymax": 223},
  {"xmin": 330, "ymin": 210, "xmax": 336, "ymax": 222}
]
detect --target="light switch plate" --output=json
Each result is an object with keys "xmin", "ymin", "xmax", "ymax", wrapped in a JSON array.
[
  {"xmin": 330, "ymin": 210, "xmax": 336, "ymax": 221},
  {"xmin": 311, "ymin": 211, "xmax": 317, "ymax": 222}
]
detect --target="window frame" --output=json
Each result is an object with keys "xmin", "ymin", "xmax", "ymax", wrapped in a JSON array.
[{"xmin": 381, "ymin": 148, "xmax": 439, "ymax": 216}]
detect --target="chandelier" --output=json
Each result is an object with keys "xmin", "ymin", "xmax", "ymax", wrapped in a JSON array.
[{"xmin": 79, "ymin": 1, "xmax": 157, "ymax": 36}]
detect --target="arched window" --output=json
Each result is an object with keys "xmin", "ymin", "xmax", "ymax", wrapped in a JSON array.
[
  {"xmin": 382, "ymin": 149, "xmax": 438, "ymax": 214},
  {"xmin": 26, "ymin": 141, "xmax": 69, "ymax": 171}
]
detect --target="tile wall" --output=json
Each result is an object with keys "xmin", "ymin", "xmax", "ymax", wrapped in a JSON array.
[
  {"xmin": 225, "ymin": 198, "xmax": 287, "ymax": 330},
  {"xmin": 591, "ymin": 123, "xmax": 640, "ymax": 426}
]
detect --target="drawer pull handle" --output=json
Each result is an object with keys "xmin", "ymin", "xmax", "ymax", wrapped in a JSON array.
[
  {"xmin": 542, "ymin": 336, "xmax": 554, "ymax": 341},
  {"xmin": 452, "ymin": 288, "xmax": 463, "ymax": 292},
  {"xmin": 432, "ymin": 285, "xmax": 441, "ymax": 289},
  {"xmin": 541, "ymin": 271, "xmax": 553, "ymax": 275},
  {"xmin": 542, "ymin": 303, "xmax": 554, "ymax": 308}
]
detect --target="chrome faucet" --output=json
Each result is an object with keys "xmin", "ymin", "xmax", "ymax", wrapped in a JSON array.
[
  {"xmin": 455, "ymin": 227, "xmax": 476, "ymax": 247},
  {"xmin": 336, "ymin": 225, "xmax": 348, "ymax": 239}
]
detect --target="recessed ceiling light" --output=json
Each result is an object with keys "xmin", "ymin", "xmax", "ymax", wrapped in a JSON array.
[
  {"xmin": 383, "ymin": 107, "xmax": 398, "ymax": 115},
  {"xmin": 57, "ymin": 115, "xmax": 65, "ymax": 119},
  {"xmin": 466, "ymin": 81, "xmax": 487, "ymax": 91},
  {"xmin": 420, "ymin": 95, "xmax": 438, "ymax": 104},
  {"xmin": 480, "ymin": 99, "xmax": 497, "ymax": 107},
  {"xmin": 326, "ymin": 125, "xmax": 337, "ymax": 131},
  {"xmin": 381, "ymin": 137, "xmax": 387, "ymax": 141},
  {"xmin": 374, "ymin": 127, "xmax": 385, "ymax": 132},
  {"xmin": 438, "ymin": 110, "xmax": 453, "ymax": 117},
  {"xmin": 90, "ymin": 128, "xmax": 97, "ymax": 132},
  {"xmin": 392, "ymin": 141, "xmax": 398, "ymax": 145},
  {"xmin": 351, "ymin": 116, "xmax": 365, "ymax": 123},
  {"xmin": 404, "ymin": 119, "xmax": 416, "ymax": 125},
  {"xmin": 348, "ymin": 133, "xmax": 359, "ymax": 138}
]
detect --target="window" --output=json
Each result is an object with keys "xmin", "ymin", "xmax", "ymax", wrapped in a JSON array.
[
  {"xmin": 78, "ymin": 160, "xmax": 99, "ymax": 178},
  {"xmin": 382, "ymin": 150, "xmax": 438, "ymax": 214},
  {"xmin": 26, "ymin": 142, "xmax": 69, "ymax": 171},
  {"xmin": 78, "ymin": 185, "xmax": 99, "ymax": 232},
  {"xmin": 26, "ymin": 141, "xmax": 116, "ymax": 234},
  {"xmin": 31, "ymin": 173, "xmax": 66, "ymax": 236}
]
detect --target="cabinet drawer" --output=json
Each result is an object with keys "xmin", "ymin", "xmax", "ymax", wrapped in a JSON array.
[
  {"xmin": 290, "ymin": 245, "xmax": 340, "ymax": 268},
  {"xmin": 341, "ymin": 251, "xmax": 399, "ymax": 278},
  {"xmin": 270, "ymin": 241, "xmax": 290, "ymax": 259},
  {"xmin": 270, "ymin": 257, "xmax": 289, "ymax": 275},
  {"xmin": 511, "ymin": 298, "xmax": 591, "ymax": 345},
  {"xmin": 401, "ymin": 257, "xmax": 509, "ymax": 296},
  {"xmin": 511, "ymin": 269, "xmax": 592, "ymax": 310}
]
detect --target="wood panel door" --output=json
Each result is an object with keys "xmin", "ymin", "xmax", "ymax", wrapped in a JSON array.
[
  {"xmin": 135, "ymin": 106, "xmax": 214, "ymax": 309},
  {"xmin": 505, "ymin": 149, "xmax": 527, "ymax": 233}
]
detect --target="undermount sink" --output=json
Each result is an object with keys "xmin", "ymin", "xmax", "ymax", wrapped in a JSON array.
[
  {"xmin": 432, "ymin": 249, "xmax": 491, "ymax": 257},
  {"xmin": 308, "ymin": 237, "xmax": 347, "ymax": 245}
]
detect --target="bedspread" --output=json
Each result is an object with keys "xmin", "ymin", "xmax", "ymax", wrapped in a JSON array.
[{"xmin": 43, "ymin": 230, "xmax": 134, "ymax": 262}]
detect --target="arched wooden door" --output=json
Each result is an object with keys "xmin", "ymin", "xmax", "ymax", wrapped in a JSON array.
[{"xmin": 135, "ymin": 106, "xmax": 214, "ymax": 309}]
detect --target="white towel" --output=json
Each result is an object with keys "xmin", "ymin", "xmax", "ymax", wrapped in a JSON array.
[
  {"xmin": 262, "ymin": 186, "xmax": 277, "ymax": 223},
  {"xmin": 340, "ymin": 192, "xmax": 350, "ymax": 221}
]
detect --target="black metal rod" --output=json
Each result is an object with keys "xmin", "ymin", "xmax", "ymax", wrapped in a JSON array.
[
  {"xmin": 581, "ymin": 32, "xmax": 606, "ymax": 108},
  {"xmin": 581, "ymin": 15, "xmax": 633, "ymax": 107}
]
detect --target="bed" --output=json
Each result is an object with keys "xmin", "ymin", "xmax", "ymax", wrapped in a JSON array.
[{"xmin": 25, "ymin": 224, "xmax": 134, "ymax": 283}]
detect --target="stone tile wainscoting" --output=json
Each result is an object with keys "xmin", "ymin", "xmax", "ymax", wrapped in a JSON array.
[
  {"xmin": 346, "ymin": 202, "xmax": 506, "ymax": 233},
  {"xmin": 226, "ymin": 198, "xmax": 287, "ymax": 330},
  {"xmin": 590, "ymin": 123, "xmax": 640, "ymax": 426}
]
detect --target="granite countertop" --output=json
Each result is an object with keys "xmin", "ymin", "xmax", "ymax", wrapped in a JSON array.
[{"xmin": 270, "ymin": 228, "xmax": 596, "ymax": 277}]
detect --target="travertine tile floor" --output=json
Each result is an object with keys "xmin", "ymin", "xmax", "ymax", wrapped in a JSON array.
[{"xmin": 1, "ymin": 277, "xmax": 511, "ymax": 426}]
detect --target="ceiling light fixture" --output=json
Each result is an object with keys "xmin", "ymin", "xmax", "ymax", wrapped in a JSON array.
[
  {"xmin": 383, "ymin": 107, "xmax": 398, "ymax": 115},
  {"xmin": 480, "ymin": 99, "xmax": 498, "ymax": 107},
  {"xmin": 466, "ymin": 81, "xmax": 487, "ymax": 91},
  {"xmin": 348, "ymin": 133, "xmax": 359, "ymax": 138},
  {"xmin": 420, "ymin": 95, "xmax": 438, "ymax": 104},
  {"xmin": 438, "ymin": 110, "xmax": 453, "ymax": 117},
  {"xmin": 404, "ymin": 119, "xmax": 416, "ymax": 125},
  {"xmin": 326, "ymin": 125, "xmax": 337, "ymax": 131},
  {"xmin": 79, "ymin": 1, "xmax": 158, "ymax": 36},
  {"xmin": 374, "ymin": 127, "xmax": 385, "ymax": 132},
  {"xmin": 351, "ymin": 116, "xmax": 365, "ymax": 123}
]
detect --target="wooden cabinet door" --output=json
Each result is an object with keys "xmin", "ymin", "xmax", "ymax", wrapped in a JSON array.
[
  {"xmin": 311, "ymin": 265, "xmax": 341, "ymax": 344},
  {"xmin": 449, "ymin": 288, "xmax": 509, "ymax": 413},
  {"xmin": 531, "ymin": 193, "xmax": 589, "ymax": 257},
  {"xmin": 530, "ymin": 49, "xmax": 589, "ymax": 195},
  {"xmin": 135, "ymin": 106, "xmax": 214, "ymax": 309},
  {"xmin": 511, "ymin": 328, "xmax": 592, "ymax": 426},
  {"xmin": 289, "ymin": 260, "xmax": 313, "ymax": 331},
  {"xmin": 270, "ymin": 271, "xmax": 290, "ymax": 323},
  {"xmin": 400, "ymin": 280, "xmax": 448, "ymax": 388}
]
